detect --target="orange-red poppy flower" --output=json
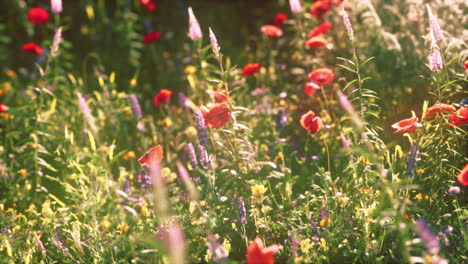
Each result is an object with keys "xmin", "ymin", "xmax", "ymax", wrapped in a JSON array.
[
  {"xmin": 22, "ymin": 43, "xmax": 43, "ymax": 55},
  {"xmin": 142, "ymin": 31, "xmax": 161, "ymax": 44},
  {"xmin": 242, "ymin": 63, "xmax": 261, "ymax": 77},
  {"xmin": 391, "ymin": 116, "xmax": 422, "ymax": 134},
  {"xmin": 309, "ymin": 0, "xmax": 331, "ymax": 19},
  {"xmin": 425, "ymin": 103, "xmax": 456, "ymax": 119},
  {"xmin": 138, "ymin": 145, "xmax": 163, "ymax": 166},
  {"xmin": 457, "ymin": 163, "xmax": 468, "ymax": 186},
  {"xmin": 153, "ymin": 89, "xmax": 172, "ymax": 106},
  {"xmin": 300, "ymin": 110, "xmax": 323, "ymax": 134},
  {"xmin": 448, "ymin": 107, "xmax": 468, "ymax": 126},
  {"xmin": 308, "ymin": 68, "xmax": 335, "ymax": 85},
  {"xmin": 0, "ymin": 104, "xmax": 8, "ymax": 112},
  {"xmin": 308, "ymin": 21, "xmax": 332, "ymax": 38},
  {"xmin": 304, "ymin": 36, "xmax": 328, "ymax": 48},
  {"xmin": 28, "ymin": 7, "xmax": 50, "ymax": 25},
  {"xmin": 273, "ymin": 13, "xmax": 288, "ymax": 26},
  {"xmin": 260, "ymin": 25, "xmax": 283, "ymax": 38},
  {"xmin": 214, "ymin": 89, "xmax": 229, "ymax": 103},
  {"xmin": 304, "ymin": 82, "xmax": 321, "ymax": 96},
  {"xmin": 246, "ymin": 238, "xmax": 279, "ymax": 264},
  {"xmin": 201, "ymin": 103, "xmax": 231, "ymax": 129}
]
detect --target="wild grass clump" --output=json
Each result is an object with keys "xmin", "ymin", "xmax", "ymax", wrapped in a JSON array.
[{"xmin": 0, "ymin": 0, "xmax": 467, "ymax": 263}]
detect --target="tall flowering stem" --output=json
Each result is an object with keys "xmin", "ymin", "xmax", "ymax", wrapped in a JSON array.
[
  {"xmin": 194, "ymin": 109, "xmax": 209, "ymax": 147},
  {"xmin": 208, "ymin": 27, "xmax": 229, "ymax": 92}
]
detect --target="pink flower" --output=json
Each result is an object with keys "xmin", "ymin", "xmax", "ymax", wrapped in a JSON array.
[
  {"xmin": 51, "ymin": 0, "xmax": 63, "ymax": 14},
  {"xmin": 289, "ymin": 0, "xmax": 302, "ymax": 13},
  {"xmin": 188, "ymin": 7, "xmax": 202, "ymax": 41}
]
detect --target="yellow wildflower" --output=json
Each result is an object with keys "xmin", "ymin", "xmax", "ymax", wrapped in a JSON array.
[
  {"xmin": 5, "ymin": 70, "xmax": 15, "ymax": 78},
  {"xmin": 300, "ymin": 238, "xmax": 313, "ymax": 253},
  {"xmin": 251, "ymin": 184, "xmax": 268, "ymax": 196},
  {"xmin": 185, "ymin": 126, "xmax": 198, "ymax": 140},
  {"xmin": 184, "ymin": 65, "xmax": 197, "ymax": 75},
  {"xmin": 129, "ymin": 78, "xmax": 137, "ymax": 86},
  {"xmin": 100, "ymin": 220, "xmax": 111, "ymax": 231},
  {"xmin": 414, "ymin": 193, "xmax": 425, "ymax": 200},
  {"xmin": 123, "ymin": 151, "xmax": 136, "ymax": 161},
  {"xmin": 117, "ymin": 223, "xmax": 129, "ymax": 233},
  {"xmin": 320, "ymin": 218, "xmax": 332, "ymax": 228},
  {"xmin": 0, "ymin": 112, "xmax": 11, "ymax": 120},
  {"xmin": 17, "ymin": 169, "xmax": 28, "ymax": 177}
]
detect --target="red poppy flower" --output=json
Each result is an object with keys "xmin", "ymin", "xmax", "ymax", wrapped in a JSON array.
[
  {"xmin": 308, "ymin": 68, "xmax": 335, "ymax": 85},
  {"xmin": 260, "ymin": 25, "xmax": 283, "ymax": 38},
  {"xmin": 0, "ymin": 104, "xmax": 8, "ymax": 112},
  {"xmin": 457, "ymin": 163, "xmax": 468, "ymax": 186},
  {"xmin": 273, "ymin": 13, "xmax": 288, "ymax": 26},
  {"xmin": 140, "ymin": 0, "xmax": 156, "ymax": 12},
  {"xmin": 425, "ymin": 103, "xmax": 456, "ymax": 119},
  {"xmin": 242, "ymin": 63, "xmax": 262, "ymax": 77},
  {"xmin": 308, "ymin": 21, "xmax": 332, "ymax": 38},
  {"xmin": 304, "ymin": 36, "xmax": 328, "ymax": 48},
  {"xmin": 391, "ymin": 116, "xmax": 422, "ymax": 134},
  {"xmin": 300, "ymin": 110, "xmax": 323, "ymax": 134},
  {"xmin": 246, "ymin": 238, "xmax": 279, "ymax": 264},
  {"xmin": 201, "ymin": 103, "xmax": 231, "ymax": 129},
  {"xmin": 153, "ymin": 89, "xmax": 172, "ymax": 106},
  {"xmin": 138, "ymin": 145, "xmax": 163, "ymax": 166},
  {"xmin": 464, "ymin": 60, "xmax": 468, "ymax": 71},
  {"xmin": 304, "ymin": 82, "xmax": 320, "ymax": 96},
  {"xmin": 214, "ymin": 89, "xmax": 229, "ymax": 103},
  {"xmin": 142, "ymin": 31, "xmax": 161, "ymax": 44},
  {"xmin": 22, "ymin": 43, "xmax": 43, "ymax": 55},
  {"xmin": 448, "ymin": 107, "xmax": 468, "ymax": 126},
  {"xmin": 28, "ymin": 7, "xmax": 50, "ymax": 25},
  {"xmin": 309, "ymin": 0, "xmax": 331, "ymax": 19}
]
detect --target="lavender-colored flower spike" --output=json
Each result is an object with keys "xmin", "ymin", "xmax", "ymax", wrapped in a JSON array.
[
  {"xmin": 128, "ymin": 94, "xmax": 143, "ymax": 120},
  {"xmin": 206, "ymin": 233, "xmax": 228, "ymax": 263},
  {"xmin": 137, "ymin": 171, "xmax": 152, "ymax": 190},
  {"xmin": 184, "ymin": 143, "xmax": 198, "ymax": 169},
  {"xmin": 342, "ymin": 10, "xmax": 355, "ymax": 42},
  {"xmin": 77, "ymin": 92, "xmax": 97, "ymax": 132},
  {"xmin": 289, "ymin": 0, "xmax": 302, "ymax": 13},
  {"xmin": 415, "ymin": 219, "xmax": 440, "ymax": 255},
  {"xmin": 405, "ymin": 142, "xmax": 419, "ymax": 178},
  {"xmin": 197, "ymin": 144, "xmax": 209, "ymax": 169},
  {"xmin": 50, "ymin": 27, "xmax": 62, "ymax": 58},
  {"xmin": 178, "ymin": 92, "xmax": 191, "ymax": 109},
  {"xmin": 428, "ymin": 41, "xmax": 443, "ymax": 72},
  {"xmin": 209, "ymin": 27, "xmax": 220, "ymax": 58},
  {"xmin": 426, "ymin": 5, "xmax": 444, "ymax": 42},
  {"xmin": 237, "ymin": 197, "xmax": 247, "ymax": 225},
  {"xmin": 188, "ymin": 7, "xmax": 202, "ymax": 41},
  {"xmin": 275, "ymin": 108, "xmax": 287, "ymax": 131},
  {"xmin": 194, "ymin": 109, "xmax": 209, "ymax": 147},
  {"xmin": 51, "ymin": 0, "xmax": 62, "ymax": 14}
]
